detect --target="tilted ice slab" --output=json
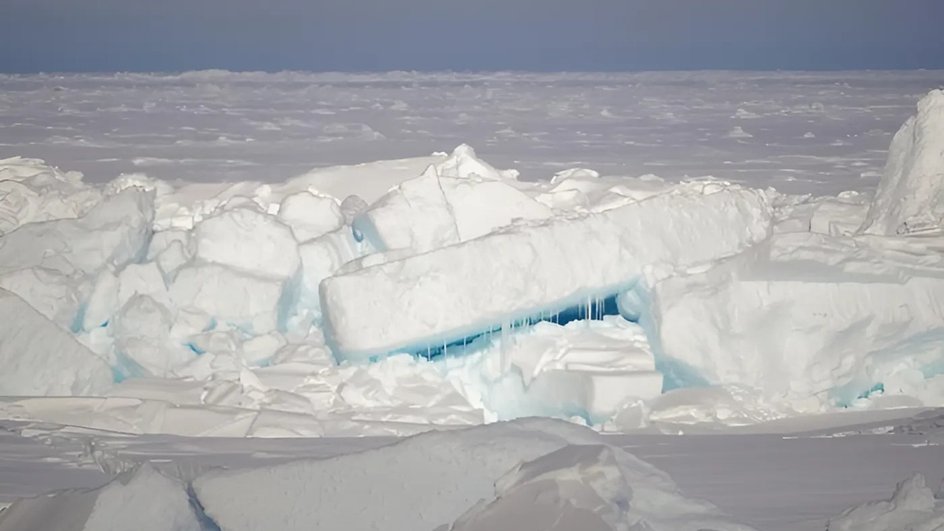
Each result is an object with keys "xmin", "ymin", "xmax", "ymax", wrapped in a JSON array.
[
  {"xmin": 648, "ymin": 231, "xmax": 944, "ymax": 405},
  {"xmin": 0, "ymin": 188, "xmax": 155, "ymax": 327},
  {"xmin": 354, "ymin": 145, "xmax": 549, "ymax": 254},
  {"xmin": 862, "ymin": 89, "xmax": 944, "ymax": 236},
  {"xmin": 322, "ymin": 183, "xmax": 772, "ymax": 361},
  {"xmin": 0, "ymin": 289, "xmax": 112, "ymax": 396}
]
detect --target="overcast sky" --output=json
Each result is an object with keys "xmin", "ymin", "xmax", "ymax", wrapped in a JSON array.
[{"xmin": 2, "ymin": 0, "xmax": 943, "ymax": 72}]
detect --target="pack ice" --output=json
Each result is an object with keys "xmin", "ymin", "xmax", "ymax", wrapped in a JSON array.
[{"xmin": 0, "ymin": 91, "xmax": 943, "ymax": 435}]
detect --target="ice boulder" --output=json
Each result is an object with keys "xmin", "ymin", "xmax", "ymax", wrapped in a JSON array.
[
  {"xmin": 323, "ymin": 184, "xmax": 771, "ymax": 361},
  {"xmin": 192, "ymin": 207, "xmax": 300, "ymax": 279},
  {"xmin": 113, "ymin": 294, "xmax": 191, "ymax": 377},
  {"xmin": 0, "ymin": 288, "xmax": 112, "ymax": 396},
  {"xmin": 295, "ymin": 227, "xmax": 364, "ymax": 319},
  {"xmin": 0, "ymin": 465, "xmax": 203, "ymax": 531},
  {"xmin": 278, "ymin": 191, "xmax": 344, "ymax": 241},
  {"xmin": 648, "ymin": 231, "xmax": 944, "ymax": 403},
  {"xmin": 169, "ymin": 263, "xmax": 286, "ymax": 333},
  {"xmin": 0, "ymin": 188, "xmax": 154, "ymax": 277},
  {"xmin": 862, "ymin": 89, "xmax": 944, "ymax": 235}
]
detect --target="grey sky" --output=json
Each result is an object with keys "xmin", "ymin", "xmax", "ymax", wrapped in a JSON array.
[{"xmin": 2, "ymin": 0, "xmax": 943, "ymax": 72}]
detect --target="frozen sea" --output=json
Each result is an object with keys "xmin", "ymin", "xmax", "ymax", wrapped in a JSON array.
[
  {"xmin": 2, "ymin": 70, "xmax": 941, "ymax": 193},
  {"xmin": 1, "ymin": 70, "xmax": 944, "ymax": 531}
]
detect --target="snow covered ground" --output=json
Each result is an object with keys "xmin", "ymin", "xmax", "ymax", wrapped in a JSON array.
[{"xmin": 1, "ymin": 70, "xmax": 944, "ymax": 530}]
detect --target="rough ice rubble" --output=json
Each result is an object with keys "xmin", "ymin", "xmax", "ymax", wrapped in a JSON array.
[
  {"xmin": 0, "ymin": 187, "xmax": 154, "ymax": 328},
  {"xmin": 324, "ymin": 182, "xmax": 771, "ymax": 361},
  {"xmin": 828, "ymin": 473, "xmax": 944, "ymax": 531},
  {"xmin": 0, "ymin": 289, "xmax": 112, "ymax": 396},
  {"xmin": 862, "ymin": 89, "xmax": 944, "ymax": 236},
  {"xmin": 0, "ymin": 156, "xmax": 101, "ymax": 235}
]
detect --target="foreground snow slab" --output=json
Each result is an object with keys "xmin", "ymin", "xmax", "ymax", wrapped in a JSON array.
[
  {"xmin": 323, "ymin": 183, "xmax": 771, "ymax": 361},
  {"xmin": 0, "ymin": 465, "xmax": 203, "ymax": 531},
  {"xmin": 192, "ymin": 418, "xmax": 751, "ymax": 531}
]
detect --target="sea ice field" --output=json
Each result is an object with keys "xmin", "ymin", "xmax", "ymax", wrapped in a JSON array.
[{"xmin": 0, "ymin": 70, "xmax": 943, "ymax": 530}]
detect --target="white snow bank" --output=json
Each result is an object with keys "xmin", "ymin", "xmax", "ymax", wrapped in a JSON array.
[
  {"xmin": 828, "ymin": 473, "xmax": 944, "ymax": 531},
  {"xmin": 0, "ymin": 464, "xmax": 203, "ymax": 531},
  {"xmin": 862, "ymin": 89, "xmax": 944, "ymax": 235},
  {"xmin": 0, "ymin": 156, "xmax": 101, "ymax": 235},
  {"xmin": 0, "ymin": 289, "xmax": 112, "ymax": 396},
  {"xmin": 194, "ymin": 418, "xmax": 752, "ymax": 531},
  {"xmin": 323, "ymin": 183, "xmax": 771, "ymax": 361},
  {"xmin": 648, "ymin": 231, "xmax": 944, "ymax": 406}
]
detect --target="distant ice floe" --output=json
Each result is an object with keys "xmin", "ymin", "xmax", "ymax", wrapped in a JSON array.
[{"xmin": 0, "ymin": 92, "xmax": 942, "ymax": 438}]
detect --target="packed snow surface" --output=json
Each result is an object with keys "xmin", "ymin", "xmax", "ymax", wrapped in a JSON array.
[{"xmin": 1, "ymin": 70, "xmax": 944, "ymax": 531}]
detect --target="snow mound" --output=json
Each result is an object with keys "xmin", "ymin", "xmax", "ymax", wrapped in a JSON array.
[
  {"xmin": 0, "ymin": 288, "xmax": 112, "ymax": 396},
  {"xmin": 193, "ymin": 418, "xmax": 751, "ymax": 531},
  {"xmin": 0, "ymin": 464, "xmax": 203, "ymax": 531},
  {"xmin": 862, "ymin": 89, "xmax": 944, "ymax": 235},
  {"xmin": 828, "ymin": 473, "xmax": 944, "ymax": 531},
  {"xmin": 324, "ymin": 183, "xmax": 771, "ymax": 361}
]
